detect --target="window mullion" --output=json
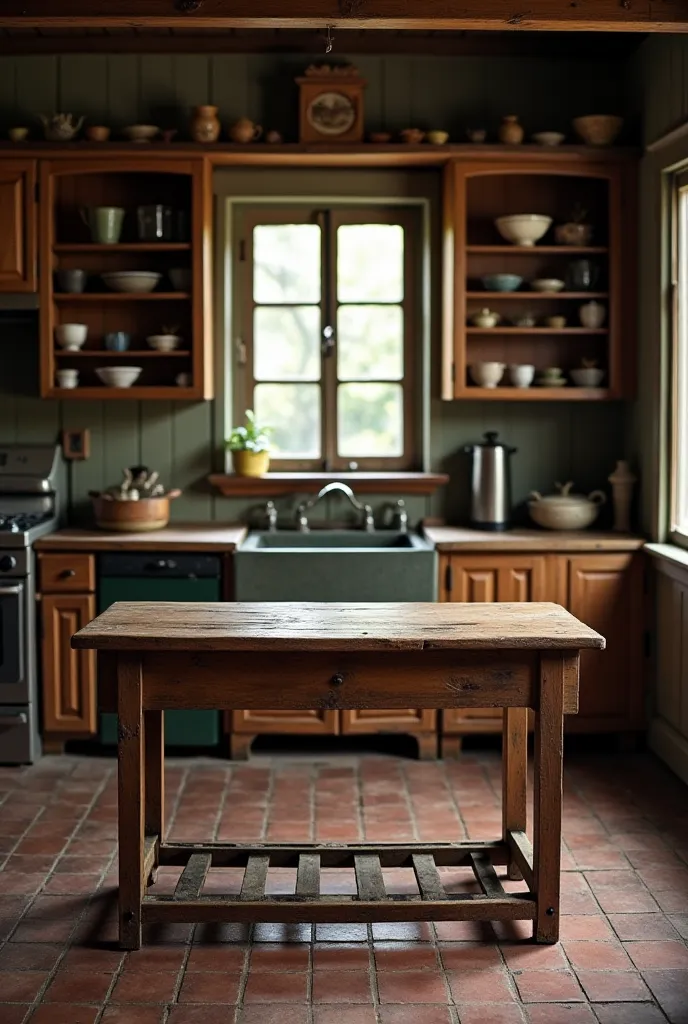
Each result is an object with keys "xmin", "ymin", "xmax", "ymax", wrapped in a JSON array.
[{"xmin": 322, "ymin": 209, "xmax": 338, "ymax": 470}]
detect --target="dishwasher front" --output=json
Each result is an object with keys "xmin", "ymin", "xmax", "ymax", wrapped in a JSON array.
[{"xmin": 98, "ymin": 552, "xmax": 222, "ymax": 749}]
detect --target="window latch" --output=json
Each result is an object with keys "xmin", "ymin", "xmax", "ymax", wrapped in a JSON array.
[
  {"xmin": 235, "ymin": 338, "xmax": 247, "ymax": 365},
  {"xmin": 322, "ymin": 324, "xmax": 335, "ymax": 357}
]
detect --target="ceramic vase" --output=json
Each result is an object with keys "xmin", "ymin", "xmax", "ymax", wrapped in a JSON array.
[
  {"xmin": 608, "ymin": 460, "xmax": 636, "ymax": 532},
  {"xmin": 579, "ymin": 300, "xmax": 606, "ymax": 329},
  {"xmin": 498, "ymin": 115, "xmax": 524, "ymax": 145},
  {"xmin": 190, "ymin": 105, "xmax": 220, "ymax": 143}
]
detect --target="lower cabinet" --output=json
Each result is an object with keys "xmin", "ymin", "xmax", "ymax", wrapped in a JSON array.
[
  {"xmin": 41, "ymin": 592, "xmax": 97, "ymax": 735},
  {"xmin": 439, "ymin": 550, "xmax": 645, "ymax": 749}
]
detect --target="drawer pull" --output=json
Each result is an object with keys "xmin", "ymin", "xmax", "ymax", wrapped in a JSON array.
[
  {"xmin": 59, "ymin": 569, "xmax": 76, "ymax": 579},
  {"xmin": 330, "ymin": 673, "xmax": 345, "ymax": 687}
]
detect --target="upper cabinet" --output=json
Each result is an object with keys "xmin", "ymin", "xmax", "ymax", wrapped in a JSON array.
[
  {"xmin": 442, "ymin": 156, "xmax": 636, "ymax": 402},
  {"xmin": 39, "ymin": 157, "xmax": 213, "ymax": 400},
  {"xmin": 0, "ymin": 159, "xmax": 37, "ymax": 293}
]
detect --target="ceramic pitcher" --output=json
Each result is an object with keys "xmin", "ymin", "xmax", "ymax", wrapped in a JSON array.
[
  {"xmin": 229, "ymin": 118, "xmax": 263, "ymax": 143},
  {"xmin": 80, "ymin": 206, "xmax": 125, "ymax": 245}
]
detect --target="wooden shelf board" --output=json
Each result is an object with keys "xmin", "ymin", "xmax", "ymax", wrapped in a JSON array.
[
  {"xmin": 54, "ymin": 350, "xmax": 191, "ymax": 358},
  {"xmin": 457, "ymin": 387, "xmax": 613, "ymax": 401},
  {"xmin": 53, "ymin": 243, "xmax": 191, "ymax": 252},
  {"xmin": 466, "ymin": 245, "xmax": 608, "ymax": 255},
  {"xmin": 209, "ymin": 472, "xmax": 449, "ymax": 497},
  {"xmin": 47, "ymin": 386, "xmax": 198, "ymax": 400},
  {"xmin": 466, "ymin": 292, "xmax": 608, "ymax": 300},
  {"xmin": 466, "ymin": 327, "xmax": 608, "ymax": 335},
  {"xmin": 53, "ymin": 292, "xmax": 190, "ymax": 302}
]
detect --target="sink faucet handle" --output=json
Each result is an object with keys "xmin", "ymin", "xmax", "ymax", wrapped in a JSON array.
[
  {"xmin": 363, "ymin": 503, "xmax": 375, "ymax": 532},
  {"xmin": 296, "ymin": 503, "xmax": 310, "ymax": 533},
  {"xmin": 265, "ymin": 500, "xmax": 278, "ymax": 532},
  {"xmin": 382, "ymin": 499, "xmax": 409, "ymax": 533}
]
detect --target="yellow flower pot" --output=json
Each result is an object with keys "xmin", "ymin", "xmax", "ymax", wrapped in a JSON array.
[{"xmin": 232, "ymin": 449, "xmax": 270, "ymax": 477}]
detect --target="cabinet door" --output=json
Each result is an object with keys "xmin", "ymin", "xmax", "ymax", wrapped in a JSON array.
[
  {"xmin": 565, "ymin": 554, "xmax": 644, "ymax": 729},
  {"xmin": 0, "ymin": 160, "xmax": 36, "ymax": 292},
  {"xmin": 42, "ymin": 593, "xmax": 97, "ymax": 734},
  {"xmin": 231, "ymin": 709, "xmax": 338, "ymax": 734},
  {"xmin": 440, "ymin": 553, "xmax": 547, "ymax": 603},
  {"xmin": 440, "ymin": 554, "xmax": 547, "ymax": 731},
  {"xmin": 341, "ymin": 709, "xmax": 436, "ymax": 734}
]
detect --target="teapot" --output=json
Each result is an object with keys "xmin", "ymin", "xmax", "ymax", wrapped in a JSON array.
[
  {"xmin": 528, "ymin": 481, "xmax": 606, "ymax": 531},
  {"xmin": 40, "ymin": 113, "xmax": 84, "ymax": 141},
  {"xmin": 229, "ymin": 118, "xmax": 262, "ymax": 143}
]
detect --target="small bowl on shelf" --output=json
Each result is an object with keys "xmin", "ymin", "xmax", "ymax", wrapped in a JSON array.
[
  {"xmin": 95, "ymin": 366, "xmax": 142, "ymax": 388},
  {"xmin": 532, "ymin": 131, "xmax": 566, "ymax": 147},
  {"xmin": 470, "ymin": 308, "xmax": 501, "ymax": 328},
  {"xmin": 536, "ymin": 367, "xmax": 567, "ymax": 388},
  {"xmin": 468, "ymin": 361, "xmax": 505, "ymax": 388},
  {"xmin": 426, "ymin": 130, "xmax": 449, "ymax": 145},
  {"xmin": 368, "ymin": 132, "xmax": 392, "ymax": 144},
  {"xmin": 55, "ymin": 369, "xmax": 79, "ymax": 389},
  {"xmin": 104, "ymin": 332, "xmax": 131, "ymax": 352},
  {"xmin": 55, "ymin": 323, "xmax": 88, "ymax": 350},
  {"xmin": 169, "ymin": 267, "xmax": 191, "ymax": 291},
  {"xmin": 531, "ymin": 278, "xmax": 565, "ymax": 293},
  {"xmin": 513, "ymin": 314, "xmax": 537, "ymax": 328},
  {"xmin": 495, "ymin": 214, "xmax": 552, "ymax": 247},
  {"xmin": 147, "ymin": 333, "xmax": 181, "ymax": 353},
  {"xmin": 123, "ymin": 124, "xmax": 160, "ymax": 143},
  {"xmin": 85, "ymin": 125, "xmax": 111, "ymax": 142},
  {"xmin": 101, "ymin": 271, "xmax": 162, "ymax": 294},
  {"xmin": 56, "ymin": 268, "xmax": 87, "ymax": 293},
  {"xmin": 508, "ymin": 364, "xmax": 535, "ymax": 388},
  {"xmin": 481, "ymin": 273, "xmax": 523, "ymax": 292},
  {"xmin": 9, "ymin": 127, "xmax": 29, "ymax": 143},
  {"xmin": 544, "ymin": 315, "xmax": 567, "ymax": 329},
  {"xmin": 570, "ymin": 367, "xmax": 605, "ymax": 387},
  {"xmin": 573, "ymin": 115, "xmax": 623, "ymax": 146}
]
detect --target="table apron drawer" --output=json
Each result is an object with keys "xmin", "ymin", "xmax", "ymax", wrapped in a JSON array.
[{"xmin": 102, "ymin": 650, "xmax": 578, "ymax": 713}]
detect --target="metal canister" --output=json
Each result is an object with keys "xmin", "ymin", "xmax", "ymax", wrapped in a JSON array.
[{"xmin": 463, "ymin": 431, "xmax": 517, "ymax": 531}]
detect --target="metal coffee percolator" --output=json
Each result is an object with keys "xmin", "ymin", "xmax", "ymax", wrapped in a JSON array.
[{"xmin": 463, "ymin": 431, "xmax": 517, "ymax": 531}]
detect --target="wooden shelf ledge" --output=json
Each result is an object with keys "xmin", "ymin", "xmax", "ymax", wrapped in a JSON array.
[{"xmin": 209, "ymin": 472, "xmax": 449, "ymax": 498}]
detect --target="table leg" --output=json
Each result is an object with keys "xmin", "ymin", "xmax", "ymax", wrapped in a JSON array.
[
  {"xmin": 533, "ymin": 653, "xmax": 564, "ymax": 943},
  {"xmin": 145, "ymin": 710, "xmax": 164, "ymax": 884},
  {"xmin": 118, "ymin": 652, "xmax": 144, "ymax": 951},
  {"xmin": 502, "ymin": 707, "xmax": 528, "ymax": 880}
]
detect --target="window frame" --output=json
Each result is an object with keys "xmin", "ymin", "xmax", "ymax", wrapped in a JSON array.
[
  {"xmin": 670, "ymin": 170, "xmax": 688, "ymax": 550},
  {"xmin": 232, "ymin": 201, "xmax": 422, "ymax": 472}
]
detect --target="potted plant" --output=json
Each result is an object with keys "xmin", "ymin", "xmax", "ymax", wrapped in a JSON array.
[{"xmin": 226, "ymin": 410, "xmax": 272, "ymax": 477}]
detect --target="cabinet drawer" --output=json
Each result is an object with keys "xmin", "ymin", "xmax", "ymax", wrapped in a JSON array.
[
  {"xmin": 39, "ymin": 552, "xmax": 95, "ymax": 593},
  {"xmin": 341, "ymin": 709, "xmax": 436, "ymax": 733}
]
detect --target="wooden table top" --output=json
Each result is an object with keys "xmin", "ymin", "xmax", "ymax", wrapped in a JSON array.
[{"xmin": 72, "ymin": 601, "xmax": 605, "ymax": 653}]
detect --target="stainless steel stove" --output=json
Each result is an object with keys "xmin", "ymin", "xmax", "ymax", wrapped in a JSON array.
[{"xmin": 0, "ymin": 445, "xmax": 64, "ymax": 764}]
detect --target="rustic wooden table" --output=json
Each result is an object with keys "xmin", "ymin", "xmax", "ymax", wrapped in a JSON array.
[{"xmin": 72, "ymin": 601, "xmax": 604, "ymax": 951}]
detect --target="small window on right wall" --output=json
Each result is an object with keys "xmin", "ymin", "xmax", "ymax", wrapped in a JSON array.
[{"xmin": 671, "ymin": 171, "xmax": 688, "ymax": 547}]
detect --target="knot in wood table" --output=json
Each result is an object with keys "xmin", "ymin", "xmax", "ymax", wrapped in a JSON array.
[{"xmin": 71, "ymin": 601, "xmax": 604, "ymax": 950}]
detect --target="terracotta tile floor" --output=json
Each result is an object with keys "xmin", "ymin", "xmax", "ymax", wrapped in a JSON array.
[{"xmin": 1, "ymin": 749, "xmax": 688, "ymax": 1023}]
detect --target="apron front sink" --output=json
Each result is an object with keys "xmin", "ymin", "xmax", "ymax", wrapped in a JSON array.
[{"xmin": 235, "ymin": 530, "xmax": 437, "ymax": 601}]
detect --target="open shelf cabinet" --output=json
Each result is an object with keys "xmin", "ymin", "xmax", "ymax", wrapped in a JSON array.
[
  {"xmin": 442, "ymin": 158, "xmax": 636, "ymax": 401},
  {"xmin": 39, "ymin": 157, "xmax": 212, "ymax": 400}
]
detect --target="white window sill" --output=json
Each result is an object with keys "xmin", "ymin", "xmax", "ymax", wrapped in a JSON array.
[{"xmin": 645, "ymin": 542, "xmax": 688, "ymax": 572}]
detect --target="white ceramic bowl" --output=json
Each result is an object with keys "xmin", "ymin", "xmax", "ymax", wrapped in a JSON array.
[
  {"xmin": 123, "ymin": 124, "xmax": 160, "ymax": 142},
  {"xmin": 508, "ymin": 364, "xmax": 535, "ymax": 388},
  {"xmin": 495, "ymin": 214, "xmax": 552, "ymax": 247},
  {"xmin": 101, "ymin": 271, "xmax": 161, "ymax": 294},
  {"xmin": 468, "ymin": 361, "xmax": 505, "ymax": 388},
  {"xmin": 570, "ymin": 367, "xmax": 605, "ymax": 387},
  {"xmin": 531, "ymin": 278, "xmax": 565, "ymax": 293},
  {"xmin": 95, "ymin": 366, "xmax": 142, "ymax": 388},
  {"xmin": 147, "ymin": 334, "xmax": 181, "ymax": 352},
  {"xmin": 169, "ymin": 267, "xmax": 192, "ymax": 291},
  {"xmin": 55, "ymin": 323, "xmax": 88, "ymax": 350},
  {"xmin": 532, "ymin": 131, "xmax": 566, "ymax": 147},
  {"xmin": 55, "ymin": 369, "xmax": 79, "ymax": 389}
]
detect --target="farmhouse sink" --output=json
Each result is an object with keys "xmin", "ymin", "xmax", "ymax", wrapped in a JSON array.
[{"xmin": 235, "ymin": 530, "xmax": 437, "ymax": 601}]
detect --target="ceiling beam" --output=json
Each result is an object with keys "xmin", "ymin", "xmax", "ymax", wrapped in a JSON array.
[{"xmin": 1, "ymin": 0, "xmax": 687, "ymax": 33}]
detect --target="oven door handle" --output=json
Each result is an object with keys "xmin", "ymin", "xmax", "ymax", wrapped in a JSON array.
[
  {"xmin": 0, "ymin": 712, "xmax": 27, "ymax": 727},
  {"xmin": 0, "ymin": 585, "xmax": 22, "ymax": 596}
]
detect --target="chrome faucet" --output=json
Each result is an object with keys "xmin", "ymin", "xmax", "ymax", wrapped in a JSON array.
[
  {"xmin": 383, "ymin": 498, "xmax": 408, "ymax": 534},
  {"xmin": 296, "ymin": 482, "xmax": 375, "ymax": 533},
  {"xmin": 265, "ymin": 500, "xmax": 278, "ymax": 532}
]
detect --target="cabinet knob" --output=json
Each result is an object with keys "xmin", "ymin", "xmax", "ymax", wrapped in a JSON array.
[{"xmin": 59, "ymin": 568, "xmax": 76, "ymax": 579}]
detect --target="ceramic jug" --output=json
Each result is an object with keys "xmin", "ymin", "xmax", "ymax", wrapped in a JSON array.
[
  {"xmin": 229, "ymin": 118, "xmax": 263, "ymax": 143},
  {"xmin": 40, "ymin": 113, "xmax": 84, "ymax": 141},
  {"xmin": 498, "ymin": 115, "xmax": 524, "ymax": 145},
  {"xmin": 190, "ymin": 105, "xmax": 220, "ymax": 143},
  {"xmin": 79, "ymin": 206, "xmax": 125, "ymax": 245}
]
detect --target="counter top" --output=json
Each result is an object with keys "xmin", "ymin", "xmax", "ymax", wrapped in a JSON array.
[
  {"xmin": 423, "ymin": 526, "xmax": 645, "ymax": 552},
  {"xmin": 34, "ymin": 524, "xmax": 248, "ymax": 552}
]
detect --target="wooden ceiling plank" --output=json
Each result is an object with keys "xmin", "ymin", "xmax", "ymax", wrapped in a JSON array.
[{"xmin": 0, "ymin": 0, "xmax": 685, "ymax": 33}]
